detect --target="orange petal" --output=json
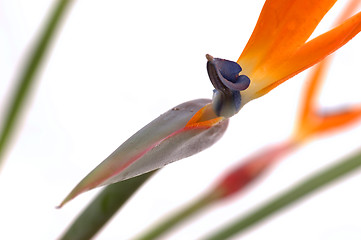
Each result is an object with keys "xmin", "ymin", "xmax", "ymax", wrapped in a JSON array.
[
  {"xmin": 238, "ymin": 0, "xmax": 336, "ymax": 77},
  {"xmin": 256, "ymin": 11, "xmax": 361, "ymax": 98}
]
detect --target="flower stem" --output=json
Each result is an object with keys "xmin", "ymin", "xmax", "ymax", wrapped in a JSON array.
[
  {"xmin": 135, "ymin": 192, "xmax": 219, "ymax": 240},
  {"xmin": 202, "ymin": 150, "xmax": 361, "ymax": 240}
]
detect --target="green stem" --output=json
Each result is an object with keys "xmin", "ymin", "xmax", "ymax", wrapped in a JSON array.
[
  {"xmin": 135, "ymin": 192, "xmax": 218, "ymax": 240},
  {"xmin": 202, "ymin": 150, "xmax": 361, "ymax": 240},
  {"xmin": 60, "ymin": 170, "xmax": 156, "ymax": 240},
  {"xmin": 0, "ymin": 0, "xmax": 73, "ymax": 165}
]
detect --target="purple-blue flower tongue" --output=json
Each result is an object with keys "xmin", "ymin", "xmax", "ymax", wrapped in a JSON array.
[
  {"xmin": 214, "ymin": 58, "xmax": 242, "ymax": 82},
  {"xmin": 209, "ymin": 56, "xmax": 250, "ymax": 91},
  {"xmin": 206, "ymin": 54, "xmax": 251, "ymax": 117}
]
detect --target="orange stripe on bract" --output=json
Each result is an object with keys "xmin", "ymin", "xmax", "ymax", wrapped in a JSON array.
[
  {"xmin": 186, "ymin": 117, "xmax": 224, "ymax": 129},
  {"xmin": 185, "ymin": 105, "xmax": 206, "ymax": 126}
]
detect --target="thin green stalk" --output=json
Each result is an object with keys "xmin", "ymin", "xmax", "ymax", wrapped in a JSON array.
[
  {"xmin": 60, "ymin": 170, "xmax": 156, "ymax": 240},
  {"xmin": 135, "ymin": 191, "xmax": 218, "ymax": 240},
  {"xmin": 0, "ymin": 0, "xmax": 73, "ymax": 165},
  {"xmin": 202, "ymin": 150, "xmax": 361, "ymax": 240}
]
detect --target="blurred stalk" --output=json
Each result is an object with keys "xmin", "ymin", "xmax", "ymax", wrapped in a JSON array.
[
  {"xmin": 134, "ymin": 192, "xmax": 219, "ymax": 240},
  {"xmin": 0, "ymin": 0, "xmax": 73, "ymax": 166},
  {"xmin": 202, "ymin": 150, "xmax": 361, "ymax": 240},
  {"xmin": 59, "ymin": 170, "xmax": 156, "ymax": 240}
]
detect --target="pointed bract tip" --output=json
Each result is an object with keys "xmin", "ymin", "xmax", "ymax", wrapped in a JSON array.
[{"xmin": 56, "ymin": 198, "xmax": 68, "ymax": 209}]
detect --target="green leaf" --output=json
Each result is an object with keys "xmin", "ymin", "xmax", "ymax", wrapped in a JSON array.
[
  {"xmin": 59, "ymin": 170, "xmax": 156, "ymax": 240},
  {"xmin": 0, "ymin": 0, "xmax": 73, "ymax": 166}
]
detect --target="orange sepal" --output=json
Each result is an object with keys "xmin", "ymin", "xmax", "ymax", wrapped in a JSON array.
[
  {"xmin": 185, "ymin": 103, "xmax": 224, "ymax": 128},
  {"xmin": 258, "ymin": 11, "xmax": 361, "ymax": 98},
  {"xmin": 238, "ymin": 0, "xmax": 336, "ymax": 76}
]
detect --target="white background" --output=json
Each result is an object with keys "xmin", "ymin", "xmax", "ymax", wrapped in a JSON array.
[{"xmin": 1, "ymin": 0, "xmax": 361, "ymax": 239}]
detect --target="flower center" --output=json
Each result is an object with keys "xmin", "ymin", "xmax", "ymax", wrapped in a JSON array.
[{"xmin": 206, "ymin": 54, "xmax": 250, "ymax": 117}]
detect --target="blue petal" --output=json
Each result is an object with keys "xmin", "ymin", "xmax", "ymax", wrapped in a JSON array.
[
  {"xmin": 234, "ymin": 75, "xmax": 251, "ymax": 91},
  {"xmin": 214, "ymin": 58, "xmax": 242, "ymax": 83}
]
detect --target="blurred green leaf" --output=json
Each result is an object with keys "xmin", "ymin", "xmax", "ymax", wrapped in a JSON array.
[
  {"xmin": 202, "ymin": 150, "xmax": 361, "ymax": 240},
  {"xmin": 60, "ymin": 170, "xmax": 156, "ymax": 240},
  {"xmin": 0, "ymin": 0, "xmax": 73, "ymax": 165}
]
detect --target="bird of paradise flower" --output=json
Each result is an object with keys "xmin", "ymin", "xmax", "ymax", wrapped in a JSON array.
[
  {"xmin": 133, "ymin": 4, "xmax": 361, "ymax": 235},
  {"xmin": 59, "ymin": 0, "xmax": 361, "ymax": 208}
]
